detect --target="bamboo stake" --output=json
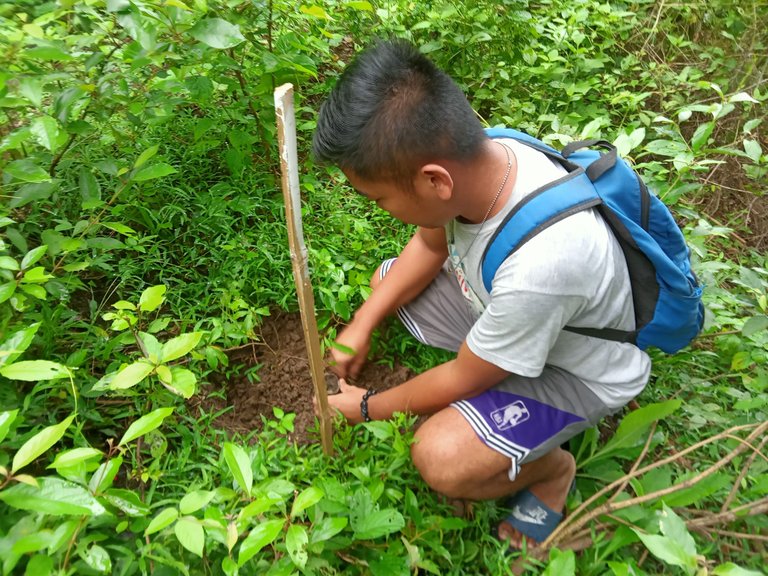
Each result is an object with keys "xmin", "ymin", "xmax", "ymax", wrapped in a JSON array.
[{"xmin": 274, "ymin": 83, "xmax": 333, "ymax": 455}]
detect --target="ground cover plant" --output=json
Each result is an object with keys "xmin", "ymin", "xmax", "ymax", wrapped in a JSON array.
[{"xmin": 0, "ymin": 0, "xmax": 766, "ymax": 574}]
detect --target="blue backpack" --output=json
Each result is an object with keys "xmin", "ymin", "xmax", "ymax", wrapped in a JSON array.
[{"xmin": 482, "ymin": 127, "xmax": 704, "ymax": 354}]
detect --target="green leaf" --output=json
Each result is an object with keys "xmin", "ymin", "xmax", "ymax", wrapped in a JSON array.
[
  {"xmin": 139, "ymin": 285, "xmax": 166, "ymax": 312},
  {"xmin": 589, "ymin": 400, "xmax": 682, "ymax": 463},
  {"xmin": 162, "ymin": 367, "xmax": 196, "ymax": 398},
  {"xmin": 145, "ymin": 507, "xmax": 179, "ymax": 535},
  {"xmin": 632, "ymin": 532, "xmax": 697, "ymax": 570},
  {"xmin": 48, "ymin": 447, "xmax": 103, "ymax": 470},
  {"xmin": 542, "ymin": 549, "xmax": 576, "ymax": 576},
  {"xmin": 134, "ymin": 145, "xmax": 159, "ymax": 169},
  {"xmin": 132, "ymin": 163, "xmax": 177, "ymax": 182},
  {"xmin": 644, "ymin": 139, "xmax": 688, "ymax": 157},
  {"xmin": 4, "ymin": 159, "xmax": 51, "ymax": 183},
  {"xmin": 743, "ymin": 139, "xmax": 762, "ymax": 163},
  {"xmin": 189, "ymin": 18, "xmax": 246, "ymax": 49},
  {"xmin": 179, "ymin": 490, "xmax": 216, "ymax": 514},
  {"xmin": 30, "ymin": 116, "xmax": 64, "ymax": 153},
  {"xmin": 690, "ymin": 121, "xmax": 714, "ymax": 152},
  {"xmin": 285, "ymin": 524, "xmax": 308, "ymax": 568},
  {"xmin": 109, "ymin": 361, "xmax": 154, "ymax": 390},
  {"xmin": 346, "ymin": 1, "xmax": 373, "ymax": 10},
  {"xmin": 161, "ymin": 332, "xmax": 203, "ymax": 362},
  {"xmin": 18, "ymin": 77, "xmax": 44, "ymax": 107},
  {"xmin": 300, "ymin": 5, "xmax": 331, "ymax": 19},
  {"xmin": 88, "ymin": 456, "xmax": 123, "ymax": 494},
  {"xmin": 83, "ymin": 544, "xmax": 111, "ymax": 573},
  {"xmin": 223, "ymin": 442, "xmax": 252, "ymax": 496},
  {"xmin": 22, "ymin": 267, "xmax": 53, "ymax": 283},
  {"xmin": 309, "ymin": 516, "xmax": 347, "ymax": 544},
  {"xmin": 79, "ymin": 168, "xmax": 102, "ymax": 206},
  {"xmin": 0, "ymin": 409, "xmax": 20, "ymax": 444},
  {"xmin": 742, "ymin": 315, "xmax": 768, "ymax": 338},
  {"xmin": 118, "ymin": 407, "xmax": 174, "ymax": 446},
  {"xmin": 21, "ymin": 284, "xmax": 47, "ymax": 300},
  {"xmin": 291, "ymin": 486, "xmax": 324, "ymax": 518},
  {"xmin": 0, "ymin": 477, "xmax": 106, "ymax": 516},
  {"xmin": 0, "ymin": 256, "xmax": 19, "ymax": 270},
  {"xmin": 237, "ymin": 519, "xmax": 284, "ymax": 566},
  {"xmin": 352, "ymin": 508, "xmax": 405, "ymax": 540},
  {"xmin": 174, "ymin": 516, "xmax": 205, "ymax": 557},
  {"xmin": 713, "ymin": 563, "xmax": 765, "ymax": 576},
  {"xmin": 102, "ymin": 488, "xmax": 149, "ymax": 517},
  {"xmin": 12, "ymin": 414, "xmax": 75, "ymax": 474},
  {"xmin": 21, "ymin": 245, "xmax": 48, "ymax": 269},
  {"xmin": 0, "ymin": 323, "xmax": 40, "ymax": 368},
  {"xmin": 139, "ymin": 332, "xmax": 162, "ymax": 363},
  {"xmin": 0, "ymin": 281, "xmax": 17, "ymax": 303},
  {"xmin": 0, "ymin": 360, "xmax": 71, "ymax": 381},
  {"xmin": 658, "ymin": 503, "xmax": 696, "ymax": 557}
]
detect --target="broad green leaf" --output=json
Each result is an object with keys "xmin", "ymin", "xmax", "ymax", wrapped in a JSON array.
[
  {"xmin": 590, "ymin": 400, "xmax": 682, "ymax": 462},
  {"xmin": 542, "ymin": 549, "xmax": 576, "ymax": 576},
  {"xmin": 658, "ymin": 503, "xmax": 696, "ymax": 557},
  {"xmin": 0, "ymin": 322, "xmax": 40, "ymax": 368},
  {"xmin": 4, "ymin": 159, "xmax": 51, "ymax": 183},
  {"xmin": 83, "ymin": 544, "xmax": 111, "ymax": 573},
  {"xmin": 132, "ymin": 163, "xmax": 177, "ymax": 182},
  {"xmin": 1, "ymin": 360, "xmax": 70, "ymax": 381},
  {"xmin": 134, "ymin": 145, "xmax": 159, "ymax": 169},
  {"xmin": 237, "ymin": 519, "xmax": 284, "ymax": 566},
  {"xmin": 174, "ymin": 516, "xmax": 205, "ymax": 557},
  {"xmin": 346, "ymin": 1, "xmax": 373, "ymax": 10},
  {"xmin": 223, "ymin": 442, "xmax": 252, "ymax": 496},
  {"xmin": 179, "ymin": 490, "xmax": 216, "ymax": 514},
  {"xmin": 309, "ymin": 516, "xmax": 347, "ymax": 544},
  {"xmin": 300, "ymin": 5, "xmax": 331, "ymax": 19},
  {"xmin": 0, "ymin": 281, "xmax": 17, "ymax": 303},
  {"xmin": 690, "ymin": 121, "xmax": 713, "ymax": 152},
  {"xmin": 162, "ymin": 367, "xmax": 196, "ymax": 398},
  {"xmin": 189, "ymin": 18, "xmax": 245, "ymax": 49},
  {"xmin": 291, "ymin": 486, "xmax": 324, "ymax": 518},
  {"xmin": 226, "ymin": 522, "xmax": 238, "ymax": 552},
  {"xmin": 48, "ymin": 447, "xmax": 102, "ymax": 470},
  {"xmin": 713, "ymin": 563, "xmax": 765, "ymax": 576},
  {"xmin": 30, "ymin": 116, "xmax": 64, "ymax": 152},
  {"xmin": 145, "ymin": 507, "xmax": 179, "ymax": 535},
  {"xmin": 21, "ymin": 245, "xmax": 47, "ymax": 269},
  {"xmin": 352, "ymin": 508, "xmax": 405, "ymax": 540},
  {"xmin": 742, "ymin": 315, "xmax": 768, "ymax": 338},
  {"xmin": 156, "ymin": 364, "xmax": 172, "ymax": 384},
  {"xmin": 79, "ymin": 167, "xmax": 102, "ymax": 206},
  {"xmin": 0, "ymin": 256, "xmax": 19, "ymax": 270},
  {"xmin": 89, "ymin": 456, "xmax": 123, "ymax": 494},
  {"xmin": 102, "ymin": 488, "xmax": 149, "ymax": 517},
  {"xmin": 23, "ymin": 46, "xmax": 73, "ymax": 61},
  {"xmin": 728, "ymin": 92, "xmax": 759, "ymax": 104},
  {"xmin": 0, "ymin": 409, "xmax": 19, "ymax": 444},
  {"xmin": 285, "ymin": 524, "xmax": 308, "ymax": 569},
  {"xmin": 633, "ymin": 532, "xmax": 697, "ymax": 570},
  {"xmin": 21, "ymin": 284, "xmax": 47, "ymax": 300},
  {"xmin": 109, "ymin": 361, "xmax": 154, "ymax": 390},
  {"xmin": 139, "ymin": 332, "xmax": 162, "ymax": 363},
  {"xmin": 102, "ymin": 222, "xmax": 136, "ymax": 236},
  {"xmin": 18, "ymin": 77, "xmax": 44, "ymax": 107},
  {"xmin": 161, "ymin": 332, "xmax": 203, "ymax": 362},
  {"xmin": 12, "ymin": 414, "xmax": 75, "ymax": 473},
  {"xmin": 0, "ymin": 477, "xmax": 106, "ymax": 516},
  {"xmin": 743, "ymin": 139, "xmax": 762, "ymax": 163},
  {"xmin": 22, "ymin": 267, "xmax": 53, "ymax": 283},
  {"xmin": 139, "ymin": 284, "xmax": 166, "ymax": 312},
  {"xmin": 644, "ymin": 139, "xmax": 688, "ymax": 157},
  {"xmin": 118, "ymin": 407, "xmax": 174, "ymax": 446}
]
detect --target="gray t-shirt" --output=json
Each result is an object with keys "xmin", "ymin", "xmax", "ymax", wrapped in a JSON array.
[{"xmin": 446, "ymin": 139, "xmax": 650, "ymax": 407}]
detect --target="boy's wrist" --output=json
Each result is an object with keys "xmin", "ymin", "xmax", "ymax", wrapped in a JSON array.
[{"xmin": 360, "ymin": 388, "xmax": 378, "ymax": 422}]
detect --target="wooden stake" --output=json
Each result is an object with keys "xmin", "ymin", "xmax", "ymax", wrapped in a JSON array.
[{"xmin": 274, "ymin": 83, "xmax": 334, "ymax": 455}]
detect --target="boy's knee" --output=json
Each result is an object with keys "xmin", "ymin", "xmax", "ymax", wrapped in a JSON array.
[{"xmin": 411, "ymin": 427, "xmax": 467, "ymax": 498}]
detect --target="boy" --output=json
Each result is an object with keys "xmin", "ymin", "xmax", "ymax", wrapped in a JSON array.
[{"xmin": 311, "ymin": 39, "xmax": 650, "ymax": 548}]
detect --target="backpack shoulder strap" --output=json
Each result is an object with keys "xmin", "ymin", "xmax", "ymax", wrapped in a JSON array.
[{"xmin": 481, "ymin": 170, "xmax": 603, "ymax": 292}]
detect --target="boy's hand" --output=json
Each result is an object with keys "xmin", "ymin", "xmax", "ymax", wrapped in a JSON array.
[
  {"xmin": 323, "ymin": 378, "xmax": 368, "ymax": 424},
  {"xmin": 330, "ymin": 326, "xmax": 370, "ymax": 379}
]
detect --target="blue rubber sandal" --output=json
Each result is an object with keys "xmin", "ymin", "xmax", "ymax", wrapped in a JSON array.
[{"xmin": 499, "ymin": 489, "xmax": 563, "ymax": 545}]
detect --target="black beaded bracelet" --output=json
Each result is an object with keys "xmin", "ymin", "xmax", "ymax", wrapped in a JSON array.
[{"xmin": 360, "ymin": 389, "xmax": 378, "ymax": 422}]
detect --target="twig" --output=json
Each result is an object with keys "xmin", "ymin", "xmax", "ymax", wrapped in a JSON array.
[
  {"xmin": 543, "ymin": 422, "xmax": 767, "ymax": 548},
  {"xmin": 691, "ymin": 528, "xmax": 768, "ymax": 543},
  {"xmin": 609, "ymin": 421, "xmax": 657, "ymax": 503}
]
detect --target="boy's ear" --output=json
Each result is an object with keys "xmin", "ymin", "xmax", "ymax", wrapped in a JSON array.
[{"xmin": 418, "ymin": 163, "xmax": 454, "ymax": 201}]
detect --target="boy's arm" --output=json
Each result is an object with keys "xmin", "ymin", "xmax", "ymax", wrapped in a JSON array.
[
  {"xmin": 331, "ymin": 226, "xmax": 448, "ymax": 378},
  {"xmin": 332, "ymin": 340, "xmax": 509, "ymax": 423}
]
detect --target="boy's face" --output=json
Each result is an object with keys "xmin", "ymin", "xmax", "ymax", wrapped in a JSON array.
[{"xmin": 343, "ymin": 168, "xmax": 455, "ymax": 229}]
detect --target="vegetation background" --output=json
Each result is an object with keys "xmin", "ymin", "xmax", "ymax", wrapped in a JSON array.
[{"xmin": 0, "ymin": 0, "xmax": 766, "ymax": 574}]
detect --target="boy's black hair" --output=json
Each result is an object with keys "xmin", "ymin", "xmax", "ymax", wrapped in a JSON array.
[{"xmin": 312, "ymin": 38, "xmax": 486, "ymax": 189}]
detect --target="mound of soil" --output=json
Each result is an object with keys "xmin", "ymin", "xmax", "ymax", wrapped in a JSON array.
[{"xmin": 197, "ymin": 312, "xmax": 413, "ymax": 444}]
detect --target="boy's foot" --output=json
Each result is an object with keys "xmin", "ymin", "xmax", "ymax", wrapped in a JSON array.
[{"xmin": 496, "ymin": 448, "xmax": 576, "ymax": 549}]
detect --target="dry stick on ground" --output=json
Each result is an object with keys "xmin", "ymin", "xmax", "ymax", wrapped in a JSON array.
[
  {"xmin": 274, "ymin": 83, "xmax": 333, "ymax": 456},
  {"xmin": 542, "ymin": 421, "xmax": 768, "ymax": 549},
  {"xmin": 721, "ymin": 433, "xmax": 768, "ymax": 512}
]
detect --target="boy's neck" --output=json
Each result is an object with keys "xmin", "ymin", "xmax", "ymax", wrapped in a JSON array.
[{"xmin": 452, "ymin": 139, "xmax": 517, "ymax": 224}]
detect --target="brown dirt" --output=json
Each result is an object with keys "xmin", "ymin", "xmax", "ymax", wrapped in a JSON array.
[{"xmin": 194, "ymin": 312, "xmax": 413, "ymax": 444}]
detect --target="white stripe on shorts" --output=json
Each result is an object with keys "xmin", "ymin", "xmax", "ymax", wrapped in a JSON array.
[
  {"xmin": 451, "ymin": 399, "xmax": 529, "ymax": 480},
  {"xmin": 380, "ymin": 259, "xmax": 429, "ymax": 345}
]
